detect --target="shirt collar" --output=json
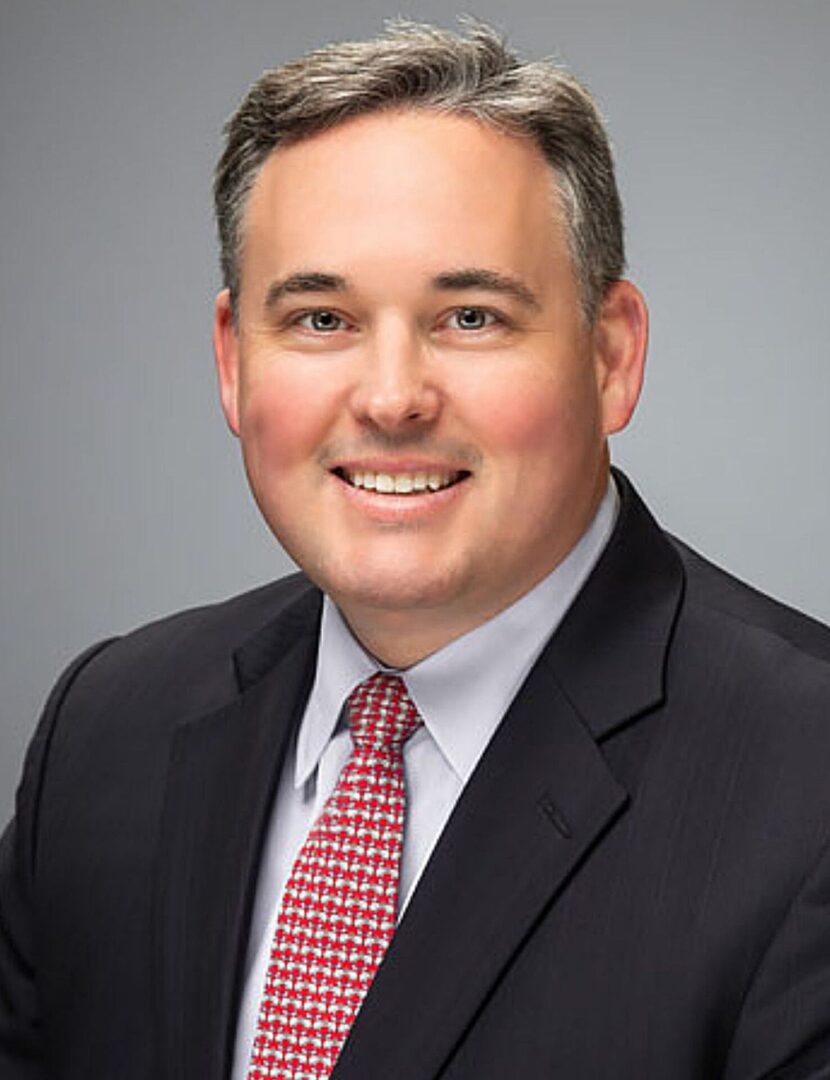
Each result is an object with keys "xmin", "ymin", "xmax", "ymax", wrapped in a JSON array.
[{"xmin": 295, "ymin": 477, "xmax": 619, "ymax": 788}]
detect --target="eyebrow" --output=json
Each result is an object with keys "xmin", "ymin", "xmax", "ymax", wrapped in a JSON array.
[
  {"xmin": 263, "ymin": 266, "xmax": 541, "ymax": 312},
  {"xmin": 432, "ymin": 268, "xmax": 541, "ymax": 311},
  {"xmin": 264, "ymin": 272, "xmax": 349, "ymax": 311}
]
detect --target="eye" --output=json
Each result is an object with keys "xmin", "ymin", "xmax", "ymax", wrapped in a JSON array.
[
  {"xmin": 446, "ymin": 307, "xmax": 500, "ymax": 331},
  {"xmin": 294, "ymin": 309, "xmax": 348, "ymax": 333}
]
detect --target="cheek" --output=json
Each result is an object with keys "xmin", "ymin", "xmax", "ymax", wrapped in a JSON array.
[
  {"xmin": 239, "ymin": 370, "xmax": 328, "ymax": 472},
  {"xmin": 464, "ymin": 367, "xmax": 599, "ymax": 464}
]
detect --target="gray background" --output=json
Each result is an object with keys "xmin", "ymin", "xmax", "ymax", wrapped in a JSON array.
[{"xmin": 2, "ymin": 0, "xmax": 829, "ymax": 819}]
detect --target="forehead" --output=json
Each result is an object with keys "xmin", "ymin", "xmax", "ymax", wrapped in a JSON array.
[
  {"xmin": 252, "ymin": 107, "xmax": 555, "ymax": 198},
  {"xmin": 240, "ymin": 110, "xmax": 571, "ymax": 284}
]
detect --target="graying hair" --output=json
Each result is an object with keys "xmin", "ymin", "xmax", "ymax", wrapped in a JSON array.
[{"xmin": 214, "ymin": 19, "xmax": 625, "ymax": 323}]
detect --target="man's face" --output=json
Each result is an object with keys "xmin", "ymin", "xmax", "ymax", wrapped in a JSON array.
[{"xmin": 215, "ymin": 110, "xmax": 645, "ymax": 661}]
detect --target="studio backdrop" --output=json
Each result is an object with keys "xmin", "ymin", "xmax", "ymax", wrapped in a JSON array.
[{"xmin": 1, "ymin": 0, "xmax": 829, "ymax": 816}]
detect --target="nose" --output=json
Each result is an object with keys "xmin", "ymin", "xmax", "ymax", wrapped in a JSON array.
[{"xmin": 349, "ymin": 320, "xmax": 441, "ymax": 434}]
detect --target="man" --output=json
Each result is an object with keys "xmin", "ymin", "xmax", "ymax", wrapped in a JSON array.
[{"xmin": 2, "ymin": 19, "xmax": 830, "ymax": 1080}]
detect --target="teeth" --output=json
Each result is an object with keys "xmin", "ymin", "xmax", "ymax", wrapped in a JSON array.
[{"xmin": 344, "ymin": 469, "xmax": 460, "ymax": 494}]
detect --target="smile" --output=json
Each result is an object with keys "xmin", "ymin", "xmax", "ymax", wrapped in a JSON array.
[{"xmin": 332, "ymin": 468, "xmax": 470, "ymax": 494}]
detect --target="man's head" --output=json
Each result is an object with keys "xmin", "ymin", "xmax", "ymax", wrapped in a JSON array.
[
  {"xmin": 214, "ymin": 20, "xmax": 624, "ymax": 326},
  {"xmin": 212, "ymin": 21, "xmax": 648, "ymax": 665}
]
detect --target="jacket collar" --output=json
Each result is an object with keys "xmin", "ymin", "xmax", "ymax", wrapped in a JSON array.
[
  {"xmin": 545, "ymin": 467, "xmax": 683, "ymax": 739},
  {"xmin": 233, "ymin": 579, "xmax": 322, "ymax": 691}
]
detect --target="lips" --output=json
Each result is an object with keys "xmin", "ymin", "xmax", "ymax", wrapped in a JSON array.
[{"xmin": 332, "ymin": 467, "xmax": 470, "ymax": 494}]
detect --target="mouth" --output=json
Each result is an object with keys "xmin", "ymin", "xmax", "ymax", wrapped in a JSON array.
[{"xmin": 331, "ymin": 467, "xmax": 471, "ymax": 495}]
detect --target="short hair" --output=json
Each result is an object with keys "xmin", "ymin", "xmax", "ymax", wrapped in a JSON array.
[{"xmin": 214, "ymin": 19, "xmax": 625, "ymax": 323}]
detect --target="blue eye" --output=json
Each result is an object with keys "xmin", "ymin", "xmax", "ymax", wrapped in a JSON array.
[
  {"xmin": 297, "ymin": 310, "xmax": 345, "ymax": 332},
  {"xmin": 449, "ymin": 308, "xmax": 498, "ymax": 330}
]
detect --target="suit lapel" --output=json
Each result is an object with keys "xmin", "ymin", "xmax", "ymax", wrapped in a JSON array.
[
  {"xmin": 153, "ymin": 585, "xmax": 322, "ymax": 1080},
  {"xmin": 333, "ymin": 657, "xmax": 629, "ymax": 1080},
  {"xmin": 333, "ymin": 473, "xmax": 685, "ymax": 1080}
]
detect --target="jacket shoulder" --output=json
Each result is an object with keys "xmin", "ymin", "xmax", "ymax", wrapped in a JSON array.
[
  {"xmin": 669, "ymin": 534, "xmax": 830, "ymax": 665},
  {"xmin": 54, "ymin": 572, "xmax": 320, "ymax": 722}
]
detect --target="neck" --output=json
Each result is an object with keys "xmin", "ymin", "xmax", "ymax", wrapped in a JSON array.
[{"xmin": 341, "ymin": 601, "xmax": 514, "ymax": 670}]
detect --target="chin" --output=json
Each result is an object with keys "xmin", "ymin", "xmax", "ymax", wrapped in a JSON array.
[{"xmin": 312, "ymin": 552, "xmax": 470, "ymax": 614}]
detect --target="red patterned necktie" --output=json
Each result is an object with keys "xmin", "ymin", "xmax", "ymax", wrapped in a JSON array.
[{"xmin": 247, "ymin": 672, "xmax": 422, "ymax": 1080}]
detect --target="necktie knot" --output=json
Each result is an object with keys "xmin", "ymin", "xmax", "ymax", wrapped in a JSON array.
[{"xmin": 347, "ymin": 672, "xmax": 421, "ymax": 754}]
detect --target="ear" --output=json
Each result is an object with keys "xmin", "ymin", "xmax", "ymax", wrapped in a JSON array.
[
  {"xmin": 213, "ymin": 288, "xmax": 241, "ymax": 436},
  {"xmin": 592, "ymin": 279, "xmax": 649, "ymax": 436}
]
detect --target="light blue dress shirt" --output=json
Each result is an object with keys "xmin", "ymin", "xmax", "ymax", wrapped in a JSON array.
[{"xmin": 231, "ymin": 479, "xmax": 619, "ymax": 1077}]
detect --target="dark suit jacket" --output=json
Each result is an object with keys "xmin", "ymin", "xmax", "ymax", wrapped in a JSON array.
[{"xmin": 3, "ymin": 473, "xmax": 830, "ymax": 1079}]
